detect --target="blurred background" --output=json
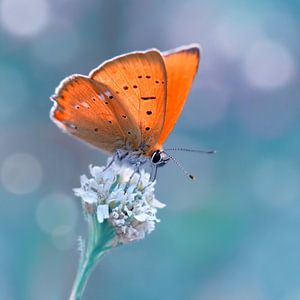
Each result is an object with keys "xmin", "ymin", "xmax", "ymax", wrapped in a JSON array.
[{"xmin": 0, "ymin": 0, "xmax": 300, "ymax": 299}]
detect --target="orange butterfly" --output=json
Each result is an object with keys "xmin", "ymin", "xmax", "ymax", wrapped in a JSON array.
[{"xmin": 50, "ymin": 44, "xmax": 201, "ymax": 177}]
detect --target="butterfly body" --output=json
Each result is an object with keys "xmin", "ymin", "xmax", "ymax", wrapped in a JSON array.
[{"xmin": 51, "ymin": 44, "xmax": 200, "ymax": 170}]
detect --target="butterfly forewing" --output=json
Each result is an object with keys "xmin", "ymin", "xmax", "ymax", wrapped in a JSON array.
[
  {"xmin": 90, "ymin": 50, "xmax": 167, "ymax": 154},
  {"xmin": 157, "ymin": 45, "xmax": 200, "ymax": 145},
  {"xmin": 51, "ymin": 75, "xmax": 141, "ymax": 153}
]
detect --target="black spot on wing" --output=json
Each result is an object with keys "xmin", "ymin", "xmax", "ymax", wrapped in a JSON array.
[{"xmin": 141, "ymin": 96, "xmax": 156, "ymax": 100}]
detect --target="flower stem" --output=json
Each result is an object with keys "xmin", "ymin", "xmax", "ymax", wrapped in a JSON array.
[
  {"xmin": 69, "ymin": 213, "xmax": 115, "ymax": 300},
  {"xmin": 69, "ymin": 249, "xmax": 102, "ymax": 300}
]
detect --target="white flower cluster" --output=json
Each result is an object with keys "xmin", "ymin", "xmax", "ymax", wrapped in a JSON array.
[{"xmin": 73, "ymin": 159, "xmax": 165, "ymax": 244}]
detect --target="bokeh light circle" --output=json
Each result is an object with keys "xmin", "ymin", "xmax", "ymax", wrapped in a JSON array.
[
  {"xmin": 214, "ymin": 15, "xmax": 264, "ymax": 60},
  {"xmin": 1, "ymin": 153, "xmax": 43, "ymax": 194},
  {"xmin": 0, "ymin": 0, "xmax": 50, "ymax": 38},
  {"xmin": 243, "ymin": 40, "xmax": 295, "ymax": 89},
  {"xmin": 194, "ymin": 279, "xmax": 266, "ymax": 300},
  {"xmin": 36, "ymin": 193, "xmax": 78, "ymax": 236}
]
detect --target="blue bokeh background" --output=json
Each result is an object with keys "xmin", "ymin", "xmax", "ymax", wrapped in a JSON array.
[{"xmin": 1, "ymin": 0, "xmax": 300, "ymax": 299}]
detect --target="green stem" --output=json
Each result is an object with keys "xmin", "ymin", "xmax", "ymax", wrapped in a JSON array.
[
  {"xmin": 69, "ymin": 213, "xmax": 115, "ymax": 300},
  {"xmin": 69, "ymin": 249, "xmax": 103, "ymax": 300}
]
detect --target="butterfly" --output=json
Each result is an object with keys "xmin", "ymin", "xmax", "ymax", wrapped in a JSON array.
[{"xmin": 50, "ymin": 44, "xmax": 201, "ymax": 178}]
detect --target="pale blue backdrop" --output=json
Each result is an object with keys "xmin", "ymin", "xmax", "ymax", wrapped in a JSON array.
[{"xmin": 0, "ymin": 0, "xmax": 300, "ymax": 299}]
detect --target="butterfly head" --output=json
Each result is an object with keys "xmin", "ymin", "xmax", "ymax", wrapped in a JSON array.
[{"xmin": 150, "ymin": 149, "xmax": 170, "ymax": 167}]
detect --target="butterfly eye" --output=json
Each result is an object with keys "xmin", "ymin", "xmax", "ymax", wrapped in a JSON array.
[{"xmin": 151, "ymin": 150, "xmax": 162, "ymax": 164}]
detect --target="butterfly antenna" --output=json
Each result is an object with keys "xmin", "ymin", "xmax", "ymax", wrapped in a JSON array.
[
  {"xmin": 162, "ymin": 151, "xmax": 196, "ymax": 180},
  {"xmin": 164, "ymin": 147, "xmax": 216, "ymax": 154}
]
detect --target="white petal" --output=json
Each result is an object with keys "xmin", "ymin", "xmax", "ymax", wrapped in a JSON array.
[
  {"xmin": 134, "ymin": 213, "xmax": 149, "ymax": 222},
  {"xmin": 89, "ymin": 179, "xmax": 99, "ymax": 190},
  {"xmin": 73, "ymin": 187, "xmax": 84, "ymax": 197},
  {"xmin": 90, "ymin": 165, "xmax": 105, "ymax": 180},
  {"xmin": 80, "ymin": 174, "xmax": 89, "ymax": 186},
  {"xmin": 110, "ymin": 189, "xmax": 127, "ymax": 203},
  {"xmin": 127, "ymin": 192, "xmax": 136, "ymax": 203},
  {"xmin": 102, "ymin": 168, "xmax": 115, "ymax": 183},
  {"xmin": 97, "ymin": 204, "xmax": 109, "ymax": 223},
  {"xmin": 151, "ymin": 198, "xmax": 166, "ymax": 208},
  {"xmin": 102, "ymin": 182, "xmax": 110, "ymax": 193},
  {"xmin": 97, "ymin": 183, "xmax": 104, "ymax": 192},
  {"xmin": 119, "ymin": 167, "xmax": 133, "ymax": 182},
  {"xmin": 130, "ymin": 173, "xmax": 140, "ymax": 184},
  {"xmin": 81, "ymin": 191, "xmax": 98, "ymax": 204},
  {"xmin": 140, "ymin": 171, "xmax": 151, "ymax": 187},
  {"xmin": 145, "ymin": 221, "xmax": 155, "ymax": 233},
  {"xmin": 126, "ymin": 185, "xmax": 136, "ymax": 196}
]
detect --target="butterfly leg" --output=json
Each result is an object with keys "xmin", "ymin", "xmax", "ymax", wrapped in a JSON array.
[
  {"xmin": 103, "ymin": 156, "xmax": 115, "ymax": 172},
  {"xmin": 150, "ymin": 164, "xmax": 158, "ymax": 182},
  {"xmin": 124, "ymin": 161, "xmax": 144, "ymax": 193},
  {"xmin": 103, "ymin": 150, "xmax": 129, "ymax": 172},
  {"xmin": 134, "ymin": 165, "xmax": 144, "ymax": 188}
]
